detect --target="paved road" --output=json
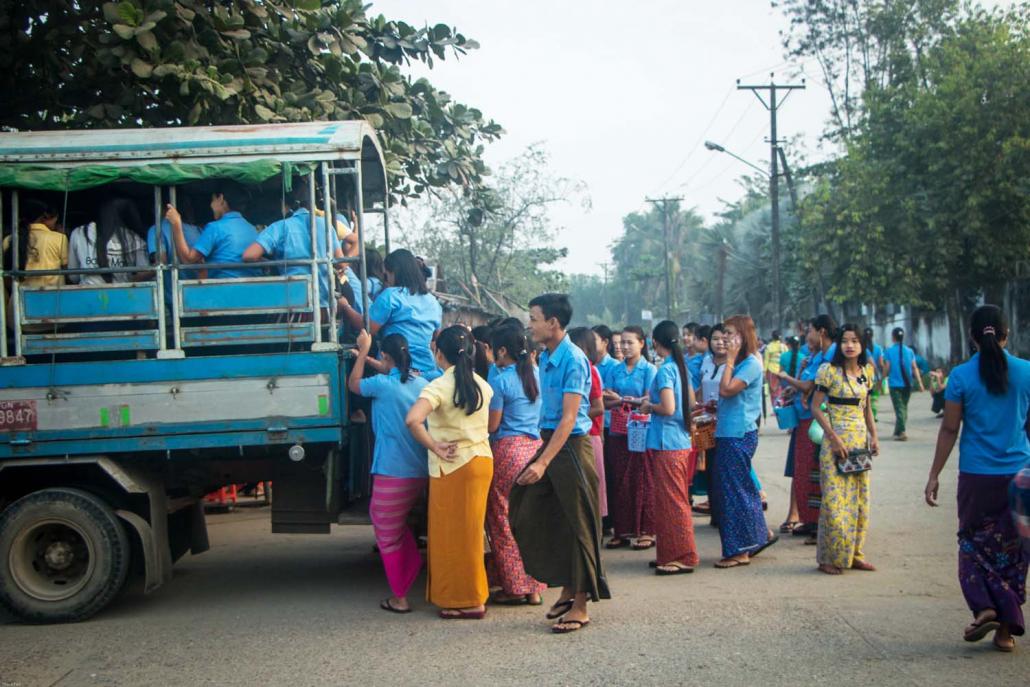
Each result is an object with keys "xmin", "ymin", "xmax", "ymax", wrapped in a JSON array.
[{"xmin": 2, "ymin": 397, "xmax": 1027, "ymax": 687}]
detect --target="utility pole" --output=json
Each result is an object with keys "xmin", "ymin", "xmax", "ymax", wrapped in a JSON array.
[
  {"xmin": 737, "ymin": 74, "xmax": 804, "ymax": 331},
  {"xmin": 645, "ymin": 196, "xmax": 683, "ymax": 320}
]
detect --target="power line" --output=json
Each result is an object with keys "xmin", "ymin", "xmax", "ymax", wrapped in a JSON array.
[{"xmin": 652, "ymin": 86, "xmax": 735, "ymax": 194}]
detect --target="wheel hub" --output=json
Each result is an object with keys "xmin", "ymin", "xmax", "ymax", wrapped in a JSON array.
[{"xmin": 9, "ymin": 519, "xmax": 96, "ymax": 602}]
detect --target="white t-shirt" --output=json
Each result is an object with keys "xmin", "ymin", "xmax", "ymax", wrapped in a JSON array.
[
  {"xmin": 699, "ymin": 354, "xmax": 726, "ymax": 405},
  {"xmin": 67, "ymin": 222, "xmax": 148, "ymax": 285}
]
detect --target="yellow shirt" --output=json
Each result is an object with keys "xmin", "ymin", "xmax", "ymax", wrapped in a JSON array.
[
  {"xmin": 764, "ymin": 339, "xmax": 786, "ymax": 374},
  {"xmin": 418, "ymin": 367, "xmax": 493, "ymax": 477},
  {"xmin": 24, "ymin": 223, "xmax": 68, "ymax": 288}
]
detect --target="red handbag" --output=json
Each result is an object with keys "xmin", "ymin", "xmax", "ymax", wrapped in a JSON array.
[{"xmin": 610, "ymin": 403, "xmax": 631, "ymax": 436}]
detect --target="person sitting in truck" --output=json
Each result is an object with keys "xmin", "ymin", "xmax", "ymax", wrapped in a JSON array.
[
  {"xmin": 148, "ymin": 196, "xmax": 204, "ymax": 308},
  {"xmin": 67, "ymin": 198, "xmax": 150, "ymax": 285},
  {"xmin": 241, "ymin": 178, "xmax": 343, "ymax": 310},
  {"xmin": 165, "ymin": 182, "xmax": 259, "ymax": 279}
]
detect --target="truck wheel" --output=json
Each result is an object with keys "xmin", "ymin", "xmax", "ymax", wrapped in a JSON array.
[{"xmin": 0, "ymin": 488, "xmax": 130, "ymax": 623}]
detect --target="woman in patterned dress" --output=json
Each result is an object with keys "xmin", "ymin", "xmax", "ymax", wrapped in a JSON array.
[
  {"xmin": 485, "ymin": 325, "xmax": 546, "ymax": 605},
  {"xmin": 810, "ymin": 324, "xmax": 880, "ymax": 575}
]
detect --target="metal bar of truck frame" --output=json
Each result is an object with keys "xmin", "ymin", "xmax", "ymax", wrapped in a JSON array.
[
  {"xmin": 168, "ymin": 186, "xmax": 183, "ymax": 353},
  {"xmin": 0, "ymin": 190, "xmax": 6, "ymax": 359},
  {"xmin": 354, "ymin": 161, "xmax": 369, "ymax": 330},
  {"xmin": 11, "ymin": 190, "xmax": 20, "ymax": 358},
  {"xmin": 321, "ymin": 161, "xmax": 339, "ymax": 346},
  {"xmin": 308, "ymin": 170, "xmax": 322, "ymax": 343},
  {"xmin": 152, "ymin": 186, "xmax": 167, "ymax": 351}
]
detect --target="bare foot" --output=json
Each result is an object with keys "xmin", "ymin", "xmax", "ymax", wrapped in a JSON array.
[
  {"xmin": 818, "ymin": 564, "xmax": 843, "ymax": 575},
  {"xmin": 994, "ymin": 624, "xmax": 1015, "ymax": 652},
  {"xmin": 851, "ymin": 560, "xmax": 876, "ymax": 571}
]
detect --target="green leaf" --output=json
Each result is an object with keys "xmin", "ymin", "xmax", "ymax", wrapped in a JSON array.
[
  {"xmin": 384, "ymin": 102, "xmax": 413, "ymax": 119},
  {"xmin": 130, "ymin": 58, "xmax": 153, "ymax": 78},
  {"xmin": 254, "ymin": 104, "xmax": 278, "ymax": 121},
  {"xmin": 221, "ymin": 29, "xmax": 252, "ymax": 40},
  {"xmin": 296, "ymin": 0, "xmax": 321, "ymax": 10},
  {"xmin": 112, "ymin": 24, "xmax": 135, "ymax": 40},
  {"xmin": 136, "ymin": 30, "xmax": 157, "ymax": 52},
  {"xmin": 116, "ymin": 1, "xmax": 138, "ymax": 26}
]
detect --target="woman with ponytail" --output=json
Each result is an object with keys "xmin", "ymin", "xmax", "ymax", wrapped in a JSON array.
[
  {"xmin": 925, "ymin": 305, "xmax": 1030, "ymax": 651},
  {"xmin": 640, "ymin": 320, "xmax": 699, "ymax": 575},
  {"xmin": 405, "ymin": 325, "xmax": 494, "ymax": 619},
  {"xmin": 348, "ymin": 330, "xmax": 429, "ymax": 613},
  {"xmin": 484, "ymin": 324, "xmax": 546, "ymax": 606},
  {"xmin": 883, "ymin": 326, "xmax": 924, "ymax": 441}
]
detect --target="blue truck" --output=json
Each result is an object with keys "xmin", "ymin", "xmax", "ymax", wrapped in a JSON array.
[{"xmin": 0, "ymin": 121, "xmax": 388, "ymax": 623}]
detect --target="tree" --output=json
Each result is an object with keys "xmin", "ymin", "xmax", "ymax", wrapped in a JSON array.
[
  {"xmin": 0, "ymin": 0, "xmax": 502, "ymax": 199},
  {"xmin": 404, "ymin": 144, "xmax": 587, "ymax": 307},
  {"xmin": 791, "ymin": 5, "xmax": 1030, "ymax": 358}
]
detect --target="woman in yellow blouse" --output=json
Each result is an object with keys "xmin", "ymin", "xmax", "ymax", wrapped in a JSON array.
[{"xmin": 406, "ymin": 325, "xmax": 494, "ymax": 619}]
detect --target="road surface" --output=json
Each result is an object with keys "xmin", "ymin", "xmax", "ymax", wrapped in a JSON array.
[{"xmin": 1, "ymin": 396, "xmax": 1027, "ymax": 686}]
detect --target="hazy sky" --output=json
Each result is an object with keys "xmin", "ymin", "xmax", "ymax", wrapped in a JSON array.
[{"xmin": 368, "ymin": 0, "xmax": 1001, "ymax": 276}]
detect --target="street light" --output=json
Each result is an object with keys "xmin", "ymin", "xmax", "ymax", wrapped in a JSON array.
[
  {"xmin": 704, "ymin": 140, "xmax": 768, "ymax": 177},
  {"xmin": 705, "ymin": 139, "xmax": 783, "ymax": 330}
]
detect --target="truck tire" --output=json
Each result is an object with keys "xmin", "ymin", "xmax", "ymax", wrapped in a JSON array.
[{"xmin": 0, "ymin": 488, "xmax": 130, "ymax": 623}]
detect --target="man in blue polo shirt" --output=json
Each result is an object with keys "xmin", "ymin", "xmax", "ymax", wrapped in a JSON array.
[
  {"xmin": 509, "ymin": 293, "xmax": 610, "ymax": 635},
  {"xmin": 243, "ymin": 179, "xmax": 343, "ymax": 309},
  {"xmin": 165, "ymin": 183, "xmax": 259, "ymax": 279}
]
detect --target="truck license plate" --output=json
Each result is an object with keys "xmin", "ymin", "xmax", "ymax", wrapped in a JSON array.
[{"xmin": 0, "ymin": 400, "xmax": 37, "ymax": 432}]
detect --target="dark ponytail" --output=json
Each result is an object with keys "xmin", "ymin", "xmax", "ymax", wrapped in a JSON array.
[
  {"xmin": 786, "ymin": 335, "xmax": 800, "ymax": 377},
  {"xmin": 892, "ymin": 327, "xmax": 910, "ymax": 388},
  {"xmin": 970, "ymin": 305, "xmax": 1009, "ymax": 395},
  {"xmin": 436, "ymin": 325, "xmax": 483, "ymax": 415},
  {"xmin": 652, "ymin": 320, "xmax": 693, "ymax": 431},
  {"xmin": 379, "ymin": 333, "xmax": 412, "ymax": 383},
  {"xmin": 491, "ymin": 324, "xmax": 538, "ymax": 402}
]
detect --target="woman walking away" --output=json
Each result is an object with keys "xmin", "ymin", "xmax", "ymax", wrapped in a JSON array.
[
  {"xmin": 640, "ymin": 321, "xmax": 699, "ymax": 575},
  {"xmin": 925, "ymin": 305, "xmax": 1029, "ymax": 652},
  {"xmin": 485, "ymin": 325, "xmax": 546, "ymax": 606},
  {"xmin": 883, "ymin": 327, "xmax": 924, "ymax": 441},
  {"xmin": 603, "ymin": 326, "xmax": 658, "ymax": 550},
  {"xmin": 810, "ymin": 324, "xmax": 879, "ymax": 575},
  {"xmin": 778, "ymin": 317, "xmax": 836, "ymax": 542},
  {"xmin": 405, "ymin": 326, "xmax": 494, "ymax": 619},
  {"xmin": 349, "ymin": 331, "xmax": 429, "ymax": 613},
  {"xmin": 711, "ymin": 315, "xmax": 776, "ymax": 568},
  {"xmin": 570, "ymin": 327, "xmax": 609, "ymax": 519},
  {"xmin": 862, "ymin": 328, "xmax": 885, "ymax": 422},
  {"xmin": 694, "ymin": 324, "xmax": 728, "ymax": 518}
]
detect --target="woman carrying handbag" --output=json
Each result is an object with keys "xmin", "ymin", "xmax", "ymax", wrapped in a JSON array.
[{"xmin": 810, "ymin": 324, "xmax": 880, "ymax": 576}]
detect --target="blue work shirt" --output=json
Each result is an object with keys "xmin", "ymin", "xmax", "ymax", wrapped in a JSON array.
[
  {"xmin": 946, "ymin": 351, "xmax": 1030, "ymax": 475},
  {"xmin": 646, "ymin": 357, "xmax": 692, "ymax": 451},
  {"xmin": 368, "ymin": 286, "xmax": 443, "ymax": 379},
  {"xmin": 345, "ymin": 267, "xmax": 365, "ymax": 314},
  {"xmin": 716, "ymin": 355, "xmax": 763, "ymax": 438},
  {"xmin": 868, "ymin": 343, "xmax": 884, "ymax": 381},
  {"xmin": 687, "ymin": 353, "xmax": 705, "ymax": 390},
  {"xmin": 256, "ymin": 209, "xmax": 341, "ymax": 307},
  {"xmin": 885, "ymin": 343, "xmax": 916, "ymax": 389},
  {"xmin": 538, "ymin": 334, "xmax": 592, "ymax": 436},
  {"xmin": 359, "ymin": 368, "xmax": 430, "ymax": 478},
  {"xmin": 147, "ymin": 219, "xmax": 201, "ymax": 309},
  {"xmin": 596, "ymin": 353, "xmax": 619, "ymax": 429},
  {"xmin": 794, "ymin": 345, "xmax": 834, "ymax": 421},
  {"xmin": 192, "ymin": 211, "xmax": 260, "ymax": 279},
  {"xmin": 488, "ymin": 363, "xmax": 542, "ymax": 441},
  {"xmin": 608, "ymin": 358, "xmax": 658, "ymax": 399},
  {"xmin": 368, "ymin": 276, "xmax": 384, "ymax": 302}
]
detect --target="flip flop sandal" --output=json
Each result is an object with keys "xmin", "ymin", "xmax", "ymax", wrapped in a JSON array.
[
  {"xmin": 380, "ymin": 598, "xmax": 412, "ymax": 614},
  {"xmin": 545, "ymin": 599, "xmax": 574, "ymax": 620},
  {"xmin": 964, "ymin": 618, "xmax": 1001, "ymax": 642},
  {"xmin": 632, "ymin": 538, "xmax": 656, "ymax": 550},
  {"xmin": 605, "ymin": 537, "xmax": 631, "ymax": 549},
  {"xmin": 993, "ymin": 636, "xmax": 1015, "ymax": 652},
  {"xmin": 780, "ymin": 521, "xmax": 801, "ymax": 534},
  {"xmin": 552, "ymin": 618, "xmax": 590, "ymax": 634},
  {"xmin": 655, "ymin": 564, "xmax": 695, "ymax": 576},
  {"xmin": 714, "ymin": 558, "xmax": 750, "ymax": 569},
  {"xmin": 491, "ymin": 594, "xmax": 532, "ymax": 606},
  {"xmin": 438, "ymin": 608, "xmax": 487, "ymax": 620},
  {"xmin": 750, "ymin": 534, "xmax": 780, "ymax": 559}
]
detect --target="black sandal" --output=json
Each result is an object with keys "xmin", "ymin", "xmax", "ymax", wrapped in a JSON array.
[
  {"xmin": 545, "ymin": 599, "xmax": 574, "ymax": 620},
  {"xmin": 750, "ymin": 533, "xmax": 780, "ymax": 559},
  {"xmin": 380, "ymin": 598, "xmax": 412, "ymax": 614},
  {"xmin": 605, "ymin": 537, "xmax": 630, "ymax": 549}
]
